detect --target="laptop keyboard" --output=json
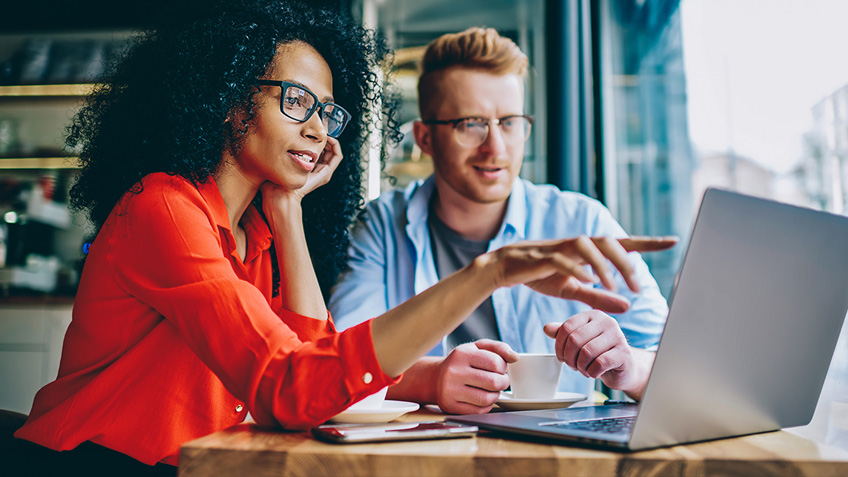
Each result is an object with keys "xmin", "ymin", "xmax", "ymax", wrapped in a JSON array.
[{"xmin": 547, "ymin": 416, "xmax": 636, "ymax": 434}]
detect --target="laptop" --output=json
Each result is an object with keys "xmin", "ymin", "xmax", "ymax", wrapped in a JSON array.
[{"xmin": 448, "ymin": 188, "xmax": 848, "ymax": 451}]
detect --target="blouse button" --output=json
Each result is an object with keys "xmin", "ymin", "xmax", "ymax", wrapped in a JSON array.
[
  {"xmin": 235, "ymin": 404, "xmax": 244, "ymax": 413},
  {"xmin": 362, "ymin": 372, "xmax": 373, "ymax": 384}
]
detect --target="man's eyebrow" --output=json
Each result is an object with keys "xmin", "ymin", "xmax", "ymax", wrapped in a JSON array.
[{"xmin": 285, "ymin": 79, "xmax": 335, "ymax": 103}]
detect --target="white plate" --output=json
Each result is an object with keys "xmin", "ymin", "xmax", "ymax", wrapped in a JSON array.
[
  {"xmin": 496, "ymin": 392, "xmax": 586, "ymax": 411},
  {"xmin": 328, "ymin": 400, "xmax": 420, "ymax": 424}
]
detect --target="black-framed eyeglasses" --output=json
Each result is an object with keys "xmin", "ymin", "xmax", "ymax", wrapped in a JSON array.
[
  {"xmin": 257, "ymin": 79, "xmax": 352, "ymax": 138},
  {"xmin": 422, "ymin": 115, "xmax": 534, "ymax": 148}
]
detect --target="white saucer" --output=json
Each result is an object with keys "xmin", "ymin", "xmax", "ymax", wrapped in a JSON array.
[
  {"xmin": 496, "ymin": 392, "xmax": 586, "ymax": 411},
  {"xmin": 328, "ymin": 400, "xmax": 420, "ymax": 424}
]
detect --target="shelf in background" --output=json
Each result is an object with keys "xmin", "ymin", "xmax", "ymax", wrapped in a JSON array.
[
  {"xmin": 0, "ymin": 157, "xmax": 79, "ymax": 169},
  {"xmin": 0, "ymin": 294, "xmax": 75, "ymax": 305},
  {"xmin": 0, "ymin": 84, "xmax": 93, "ymax": 97}
]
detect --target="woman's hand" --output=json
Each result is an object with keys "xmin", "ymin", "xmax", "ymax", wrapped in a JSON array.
[
  {"xmin": 299, "ymin": 137, "xmax": 343, "ymax": 198},
  {"xmin": 251, "ymin": 138, "xmax": 342, "ymax": 319},
  {"xmin": 261, "ymin": 137, "xmax": 344, "ymax": 208},
  {"xmin": 371, "ymin": 235, "xmax": 676, "ymax": 378},
  {"xmin": 478, "ymin": 236, "xmax": 678, "ymax": 313}
]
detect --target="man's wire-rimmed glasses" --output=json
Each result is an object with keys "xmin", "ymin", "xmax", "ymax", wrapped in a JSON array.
[
  {"xmin": 422, "ymin": 115, "xmax": 534, "ymax": 148},
  {"xmin": 257, "ymin": 79, "xmax": 351, "ymax": 138}
]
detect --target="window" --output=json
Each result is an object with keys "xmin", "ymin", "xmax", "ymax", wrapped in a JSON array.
[
  {"xmin": 599, "ymin": 0, "xmax": 848, "ymax": 447},
  {"xmin": 597, "ymin": 0, "xmax": 691, "ymax": 297},
  {"xmin": 600, "ymin": 0, "xmax": 848, "ymax": 293}
]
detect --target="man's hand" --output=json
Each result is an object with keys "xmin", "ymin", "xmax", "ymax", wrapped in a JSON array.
[
  {"xmin": 435, "ymin": 339, "xmax": 518, "ymax": 414},
  {"xmin": 543, "ymin": 311, "xmax": 654, "ymax": 400}
]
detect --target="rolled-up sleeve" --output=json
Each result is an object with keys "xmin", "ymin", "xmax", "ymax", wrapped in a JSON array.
[{"xmin": 109, "ymin": 179, "xmax": 398, "ymax": 429}]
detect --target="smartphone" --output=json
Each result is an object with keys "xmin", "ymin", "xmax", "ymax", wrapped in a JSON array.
[{"xmin": 312, "ymin": 421, "xmax": 478, "ymax": 444}]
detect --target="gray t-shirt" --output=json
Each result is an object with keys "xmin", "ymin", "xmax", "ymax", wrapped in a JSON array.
[{"xmin": 428, "ymin": 206, "xmax": 500, "ymax": 351}]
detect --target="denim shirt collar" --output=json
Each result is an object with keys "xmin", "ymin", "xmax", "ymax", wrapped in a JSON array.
[
  {"xmin": 405, "ymin": 175, "xmax": 436, "ymax": 228},
  {"xmin": 499, "ymin": 177, "xmax": 527, "ymax": 243},
  {"xmin": 405, "ymin": 175, "xmax": 527, "ymax": 243}
]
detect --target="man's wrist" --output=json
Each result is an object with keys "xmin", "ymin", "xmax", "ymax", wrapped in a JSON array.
[
  {"xmin": 620, "ymin": 348, "xmax": 656, "ymax": 401},
  {"xmin": 387, "ymin": 357, "xmax": 442, "ymax": 404}
]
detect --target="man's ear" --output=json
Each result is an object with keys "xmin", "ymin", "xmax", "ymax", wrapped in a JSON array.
[{"xmin": 413, "ymin": 120, "xmax": 433, "ymax": 156}]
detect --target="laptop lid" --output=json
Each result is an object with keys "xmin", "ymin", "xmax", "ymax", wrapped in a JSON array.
[
  {"xmin": 629, "ymin": 187, "xmax": 848, "ymax": 449},
  {"xmin": 449, "ymin": 188, "xmax": 848, "ymax": 451}
]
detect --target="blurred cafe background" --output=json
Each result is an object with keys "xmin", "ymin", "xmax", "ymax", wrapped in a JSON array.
[{"xmin": 0, "ymin": 0, "xmax": 846, "ymax": 449}]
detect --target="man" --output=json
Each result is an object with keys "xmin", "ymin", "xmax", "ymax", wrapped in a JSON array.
[{"xmin": 329, "ymin": 27, "xmax": 669, "ymax": 414}]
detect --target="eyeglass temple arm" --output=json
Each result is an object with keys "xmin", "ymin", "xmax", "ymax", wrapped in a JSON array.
[
  {"xmin": 421, "ymin": 119, "xmax": 466, "ymax": 126},
  {"xmin": 422, "ymin": 116, "xmax": 534, "ymax": 125}
]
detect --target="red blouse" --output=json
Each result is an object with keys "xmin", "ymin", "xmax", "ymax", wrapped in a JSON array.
[{"xmin": 15, "ymin": 173, "xmax": 397, "ymax": 466}]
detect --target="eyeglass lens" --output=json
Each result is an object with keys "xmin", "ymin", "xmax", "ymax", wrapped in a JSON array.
[
  {"xmin": 455, "ymin": 117, "xmax": 531, "ymax": 148},
  {"xmin": 283, "ymin": 87, "xmax": 316, "ymax": 119},
  {"xmin": 282, "ymin": 84, "xmax": 348, "ymax": 138}
]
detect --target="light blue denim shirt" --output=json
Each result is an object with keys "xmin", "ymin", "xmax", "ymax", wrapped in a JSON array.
[{"xmin": 329, "ymin": 176, "xmax": 668, "ymax": 397}]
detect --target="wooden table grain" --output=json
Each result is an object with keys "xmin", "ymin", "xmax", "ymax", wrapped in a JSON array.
[{"xmin": 179, "ymin": 408, "xmax": 848, "ymax": 476}]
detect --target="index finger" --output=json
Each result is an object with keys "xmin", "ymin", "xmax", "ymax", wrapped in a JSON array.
[
  {"xmin": 594, "ymin": 237, "xmax": 639, "ymax": 293},
  {"xmin": 474, "ymin": 339, "xmax": 519, "ymax": 364},
  {"xmin": 315, "ymin": 138, "xmax": 343, "ymax": 171},
  {"xmin": 618, "ymin": 236, "xmax": 679, "ymax": 253},
  {"xmin": 566, "ymin": 286, "xmax": 631, "ymax": 314},
  {"xmin": 326, "ymin": 137, "xmax": 343, "ymax": 163}
]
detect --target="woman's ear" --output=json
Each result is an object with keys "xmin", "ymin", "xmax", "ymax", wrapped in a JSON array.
[
  {"xmin": 225, "ymin": 105, "xmax": 245, "ymax": 124},
  {"xmin": 226, "ymin": 104, "xmax": 251, "ymax": 133}
]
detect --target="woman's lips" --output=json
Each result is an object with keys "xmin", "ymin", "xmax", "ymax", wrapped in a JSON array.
[{"xmin": 290, "ymin": 150, "xmax": 317, "ymax": 171}]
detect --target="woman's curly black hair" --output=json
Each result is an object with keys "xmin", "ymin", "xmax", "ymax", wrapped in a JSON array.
[{"xmin": 68, "ymin": 0, "xmax": 401, "ymax": 298}]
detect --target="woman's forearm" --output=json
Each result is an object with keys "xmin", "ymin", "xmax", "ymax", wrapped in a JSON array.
[
  {"xmin": 267, "ymin": 200, "xmax": 328, "ymax": 320},
  {"xmin": 370, "ymin": 255, "xmax": 497, "ymax": 377},
  {"xmin": 370, "ymin": 235, "xmax": 678, "ymax": 379}
]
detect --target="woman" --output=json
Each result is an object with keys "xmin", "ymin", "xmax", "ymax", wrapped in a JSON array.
[{"xmin": 13, "ymin": 0, "xmax": 674, "ymax": 473}]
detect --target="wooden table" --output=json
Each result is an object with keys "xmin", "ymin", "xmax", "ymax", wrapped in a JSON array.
[{"xmin": 179, "ymin": 408, "xmax": 848, "ymax": 476}]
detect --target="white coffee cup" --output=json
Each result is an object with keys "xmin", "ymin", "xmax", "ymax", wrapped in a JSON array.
[
  {"xmin": 348, "ymin": 386, "xmax": 388, "ymax": 410},
  {"xmin": 507, "ymin": 353, "xmax": 563, "ymax": 399}
]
